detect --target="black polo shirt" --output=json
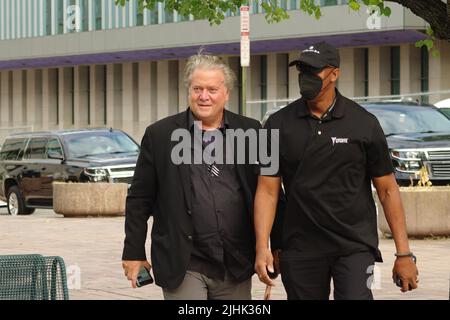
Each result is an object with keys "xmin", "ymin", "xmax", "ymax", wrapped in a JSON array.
[{"xmin": 263, "ymin": 90, "xmax": 393, "ymax": 262}]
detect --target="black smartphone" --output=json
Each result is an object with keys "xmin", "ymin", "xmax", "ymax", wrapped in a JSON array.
[
  {"xmin": 136, "ymin": 267, "xmax": 154, "ymax": 287},
  {"xmin": 267, "ymin": 267, "xmax": 278, "ymax": 280}
]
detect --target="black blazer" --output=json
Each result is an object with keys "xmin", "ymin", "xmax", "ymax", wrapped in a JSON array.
[{"xmin": 122, "ymin": 108, "xmax": 262, "ymax": 289}]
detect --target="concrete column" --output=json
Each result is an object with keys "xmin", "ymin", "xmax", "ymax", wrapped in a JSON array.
[
  {"xmin": 58, "ymin": 67, "xmax": 74, "ymax": 129},
  {"xmin": 248, "ymin": 55, "xmax": 262, "ymax": 120},
  {"xmin": 106, "ymin": 64, "xmax": 122, "ymax": 129},
  {"xmin": 338, "ymin": 47, "xmax": 366, "ymax": 98},
  {"xmin": 12, "ymin": 70, "xmax": 25, "ymax": 127},
  {"xmin": 26, "ymin": 69, "xmax": 38, "ymax": 130},
  {"xmin": 0, "ymin": 71, "xmax": 12, "ymax": 128},
  {"xmin": 74, "ymin": 66, "xmax": 89, "ymax": 128},
  {"xmin": 122, "ymin": 62, "xmax": 135, "ymax": 136},
  {"xmin": 178, "ymin": 59, "xmax": 188, "ymax": 113},
  {"xmin": 168, "ymin": 61, "xmax": 179, "ymax": 116},
  {"xmin": 137, "ymin": 61, "xmax": 151, "ymax": 140},
  {"xmin": 90, "ymin": 65, "xmax": 106, "ymax": 127},
  {"xmin": 42, "ymin": 68, "xmax": 58, "ymax": 130},
  {"xmin": 156, "ymin": 60, "xmax": 170, "ymax": 119},
  {"xmin": 89, "ymin": 65, "xmax": 98, "ymax": 126},
  {"xmin": 266, "ymin": 53, "xmax": 288, "ymax": 111},
  {"xmin": 288, "ymin": 51, "xmax": 300, "ymax": 100},
  {"xmin": 368, "ymin": 46, "xmax": 390, "ymax": 97},
  {"xmin": 42, "ymin": 69, "xmax": 50, "ymax": 130},
  {"xmin": 429, "ymin": 40, "xmax": 450, "ymax": 104},
  {"xmin": 400, "ymin": 44, "xmax": 421, "ymax": 95},
  {"xmin": 226, "ymin": 56, "xmax": 240, "ymax": 114}
]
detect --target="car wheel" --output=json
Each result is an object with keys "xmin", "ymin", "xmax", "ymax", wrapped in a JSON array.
[{"xmin": 7, "ymin": 186, "xmax": 35, "ymax": 215}]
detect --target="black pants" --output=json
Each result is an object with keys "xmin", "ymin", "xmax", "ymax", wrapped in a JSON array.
[{"xmin": 280, "ymin": 251, "xmax": 376, "ymax": 300}]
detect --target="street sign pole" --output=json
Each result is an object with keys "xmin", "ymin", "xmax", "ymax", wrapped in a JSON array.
[{"xmin": 240, "ymin": 5, "xmax": 250, "ymax": 116}]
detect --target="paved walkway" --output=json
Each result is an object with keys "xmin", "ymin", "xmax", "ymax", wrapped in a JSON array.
[{"xmin": 0, "ymin": 208, "xmax": 448, "ymax": 300}]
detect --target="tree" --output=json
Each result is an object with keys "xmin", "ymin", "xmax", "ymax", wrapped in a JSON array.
[{"xmin": 116, "ymin": 1, "xmax": 448, "ymax": 45}]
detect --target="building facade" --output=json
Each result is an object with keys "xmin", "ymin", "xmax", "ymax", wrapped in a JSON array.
[{"xmin": 0, "ymin": 0, "xmax": 449, "ymax": 142}]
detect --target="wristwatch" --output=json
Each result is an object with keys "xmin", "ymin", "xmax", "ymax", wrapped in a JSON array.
[{"xmin": 395, "ymin": 252, "xmax": 417, "ymax": 263}]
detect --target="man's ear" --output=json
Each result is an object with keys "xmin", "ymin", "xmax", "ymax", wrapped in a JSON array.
[{"xmin": 331, "ymin": 68, "xmax": 340, "ymax": 83}]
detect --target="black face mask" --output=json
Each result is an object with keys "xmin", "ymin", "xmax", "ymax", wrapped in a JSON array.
[{"xmin": 298, "ymin": 69, "xmax": 333, "ymax": 101}]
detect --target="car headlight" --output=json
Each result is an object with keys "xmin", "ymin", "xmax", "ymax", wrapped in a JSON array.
[
  {"xmin": 83, "ymin": 168, "xmax": 108, "ymax": 182},
  {"xmin": 83, "ymin": 168, "xmax": 107, "ymax": 176},
  {"xmin": 390, "ymin": 150, "xmax": 424, "ymax": 173}
]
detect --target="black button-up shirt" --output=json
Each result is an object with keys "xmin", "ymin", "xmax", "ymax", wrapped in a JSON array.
[
  {"xmin": 263, "ymin": 90, "xmax": 394, "ymax": 262},
  {"xmin": 187, "ymin": 112, "xmax": 254, "ymax": 281}
]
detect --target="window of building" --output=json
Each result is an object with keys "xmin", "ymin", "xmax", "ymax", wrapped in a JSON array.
[
  {"xmin": 149, "ymin": 7, "xmax": 158, "ymax": 24},
  {"xmin": 364, "ymin": 48, "xmax": 369, "ymax": 97},
  {"xmin": 103, "ymin": 66, "xmax": 107, "ymax": 125},
  {"xmin": 280, "ymin": 0, "xmax": 288, "ymax": 10},
  {"xmin": 321, "ymin": 0, "xmax": 338, "ymax": 6},
  {"xmin": 95, "ymin": 1, "xmax": 102, "ymax": 30},
  {"xmin": 290, "ymin": 0, "xmax": 298, "ymax": 10},
  {"xmin": 81, "ymin": 0, "xmax": 89, "ymax": 31},
  {"xmin": 390, "ymin": 46, "xmax": 400, "ymax": 95},
  {"xmin": 164, "ymin": 7, "xmax": 174, "ymax": 23},
  {"xmin": 45, "ymin": 0, "xmax": 52, "ymax": 35},
  {"xmin": 71, "ymin": 67, "xmax": 75, "ymax": 125},
  {"xmin": 57, "ymin": 1, "xmax": 64, "ymax": 34},
  {"xmin": 420, "ymin": 46, "xmax": 429, "ymax": 104},
  {"xmin": 252, "ymin": 0, "xmax": 260, "ymax": 14},
  {"xmin": 261, "ymin": 55, "xmax": 268, "ymax": 116},
  {"xmin": 136, "ymin": 4, "xmax": 144, "ymax": 26}
]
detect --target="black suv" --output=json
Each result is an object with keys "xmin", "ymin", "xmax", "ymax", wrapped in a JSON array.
[
  {"xmin": 0, "ymin": 128, "xmax": 140, "ymax": 215},
  {"xmin": 361, "ymin": 102, "xmax": 450, "ymax": 185},
  {"xmin": 262, "ymin": 101, "xmax": 450, "ymax": 186}
]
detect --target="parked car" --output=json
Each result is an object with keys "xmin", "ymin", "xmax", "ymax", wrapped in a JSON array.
[
  {"xmin": 262, "ymin": 101, "xmax": 450, "ymax": 186},
  {"xmin": 0, "ymin": 128, "xmax": 140, "ymax": 215},
  {"xmin": 361, "ymin": 102, "xmax": 450, "ymax": 186},
  {"xmin": 434, "ymin": 98, "xmax": 450, "ymax": 119}
]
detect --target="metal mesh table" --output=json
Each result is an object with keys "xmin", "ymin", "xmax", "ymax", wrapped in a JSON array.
[{"xmin": 0, "ymin": 254, "xmax": 69, "ymax": 300}]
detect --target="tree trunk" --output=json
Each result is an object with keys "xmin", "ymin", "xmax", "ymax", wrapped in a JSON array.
[{"xmin": 387, "ymin": 0, "xmax": 448, "ymax": 40}]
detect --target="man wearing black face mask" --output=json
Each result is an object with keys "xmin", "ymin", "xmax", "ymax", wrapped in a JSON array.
[{"xmin": 254, "ymin": 42, "xmax": 418, "ymax": 300}]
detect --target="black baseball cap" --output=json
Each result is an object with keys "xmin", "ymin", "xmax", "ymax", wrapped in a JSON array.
[{"xmin": 289, "ymin": 41, "xmax": 340, "ymax": 69}]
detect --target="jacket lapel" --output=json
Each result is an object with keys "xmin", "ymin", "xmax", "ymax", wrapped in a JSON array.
[{"xmin": 174, "ymin": 109, "xmax": 192, "ymax": 213}]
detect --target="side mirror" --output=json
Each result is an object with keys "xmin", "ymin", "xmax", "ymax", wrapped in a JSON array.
[{"xmin": 48, "ymin": 150, "xmax": 64, "ymax": 160}]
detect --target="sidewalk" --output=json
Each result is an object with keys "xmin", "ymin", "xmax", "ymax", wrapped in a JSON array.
[{"xmin": 0, "ymin": 208, "xmax": 448, "ymax": 300}]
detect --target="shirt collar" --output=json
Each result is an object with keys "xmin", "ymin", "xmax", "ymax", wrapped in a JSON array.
[
  {"xmin": 296, "ymin": 89, "xmax": 345, "ymax": 119},
  {"xmin": 188, "ymin": 109, "xmax": 229, "ymax": 132}
]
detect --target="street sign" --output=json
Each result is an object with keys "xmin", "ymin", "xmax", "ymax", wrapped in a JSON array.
[
  {"xmin": 241, "ymin": 36, "xmax": 250, "ymax": 67},
  {"xmin": 240, "ymin": 6, "xmax": 250, "ymax": 35},
  {"xmin": 240, "ymin": 6, "xmax": 250, "ymax": 67}
]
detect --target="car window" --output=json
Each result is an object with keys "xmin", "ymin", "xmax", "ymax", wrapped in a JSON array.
[
  {"xmin": 439, "ymin": 108, "xmax": 450, "ymax": 119},
  {"xmin": 25, "ymin": 138, "xmax": 48, "ymax": 160},
  {"xmin": 46, "ymin": 138, "xmax": 63, "ymax": 158},
  {"xmin": 63, "ymin": 131, "xmax": 139, "ymax": 159},
  {"xmin": 0, "ymin": 138, "xmax": 27, "ymax": 160},
  {"xmin": 365, "ymin": 106, "xmax": 450, "ymax": 135}
]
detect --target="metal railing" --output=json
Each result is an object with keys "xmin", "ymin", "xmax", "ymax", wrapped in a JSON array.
[{"xmin": 246, "ymin": 90, "xmax": 450, "ymax": 121}]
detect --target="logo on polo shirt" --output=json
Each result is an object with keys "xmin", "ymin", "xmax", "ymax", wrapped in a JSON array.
[
  {"xmin": 302, "ymin": 46, "xmax": 320, "ymax": 54},
  {"xmin": 331, "ymin": 137, "xmax": 349, "ymax": 146}
]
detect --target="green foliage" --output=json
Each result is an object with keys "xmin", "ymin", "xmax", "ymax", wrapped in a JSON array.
[
  {"xmin": 415, "ymin": 27, "xmax": 440, "ymax": 58},
  {"xmin": 116, "ymin": 0, "xmax": 436, "ymax": 53},
  {"xmin": 116, "ymin": 0, "xmax": 323, "ymax": 25}
]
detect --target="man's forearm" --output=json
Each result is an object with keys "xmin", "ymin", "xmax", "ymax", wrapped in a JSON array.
[
  {"xmin": 254, "ymin": 189, "xmax": 278, "ymax": 249},
  {"xmin": 378, "ymin": 187, "xmax": 411, "ymax": 253}
]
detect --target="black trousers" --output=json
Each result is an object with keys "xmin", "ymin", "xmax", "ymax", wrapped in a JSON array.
[{"xmin": 280, "ymin": 251, "xmax": 376, "ymax": 300}]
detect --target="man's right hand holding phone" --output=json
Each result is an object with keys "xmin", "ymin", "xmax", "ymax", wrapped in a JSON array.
[{"xmin": 122, "ymin": 260, "xmax": 152, "ymax": 288}]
